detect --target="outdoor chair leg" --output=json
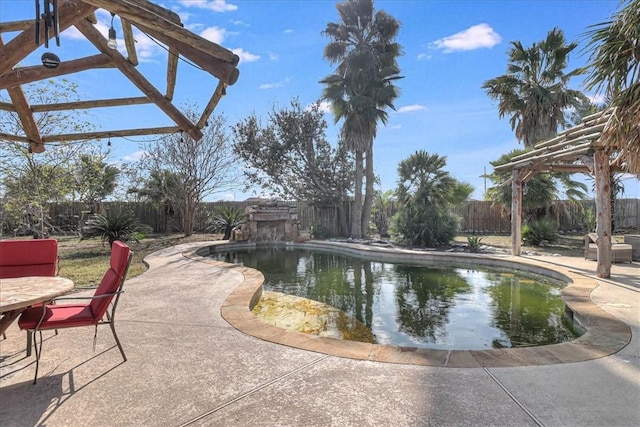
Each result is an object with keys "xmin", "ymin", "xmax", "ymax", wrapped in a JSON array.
[
  {"xmin": 26, "ymin": 332, "xmax": 32, "ymax": 357},
  {"xmin": 109, "ymin": 322, "xmax": 127, "ymax": 361},
  {"xmin": 32, "ymin": 330, "xmax": 43, "ymax": 384}
]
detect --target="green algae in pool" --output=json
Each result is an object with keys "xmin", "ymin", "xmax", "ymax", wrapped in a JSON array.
[{"xmin": 212, "ymin": 247, "xmax": 583, "ymax": 350}]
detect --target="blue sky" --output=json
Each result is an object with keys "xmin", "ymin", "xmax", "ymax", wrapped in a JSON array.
[{"xmin": 2, "ymin": 0, "xmax": 639, "ymax": 200}]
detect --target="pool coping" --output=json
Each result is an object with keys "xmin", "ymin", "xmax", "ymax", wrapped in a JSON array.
[{"xmin": 185, "ymin": 240, "xmax": 632, "ymax": 368}]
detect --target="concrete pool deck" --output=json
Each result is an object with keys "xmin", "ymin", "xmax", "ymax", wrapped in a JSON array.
[{"xmin": 1, "ymin": 240, "xmax": 639, "ymax": 426}]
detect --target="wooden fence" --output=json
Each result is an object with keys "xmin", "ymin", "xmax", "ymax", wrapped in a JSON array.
[{"xmin": 2, "ymin": 199, "xmax": 638, "ymax": 237}]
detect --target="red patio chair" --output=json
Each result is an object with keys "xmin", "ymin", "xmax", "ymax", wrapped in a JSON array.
[
  {"xmin": 18, "ymin": 241, "xmax": 132, "ymax": 384},
  {"xmin": 0, "ymin": 238, "xmax": 59, "ymax": 351}
]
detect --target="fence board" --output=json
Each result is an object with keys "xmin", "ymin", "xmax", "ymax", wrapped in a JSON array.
[{"xmin": 2, "ymin": 199, "xmax": 638, "ymax": 237}]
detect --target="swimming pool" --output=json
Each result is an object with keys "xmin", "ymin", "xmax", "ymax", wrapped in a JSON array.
[{"xmin": 210, "ymin": 245, "xmax": 582, "ymax": 350}]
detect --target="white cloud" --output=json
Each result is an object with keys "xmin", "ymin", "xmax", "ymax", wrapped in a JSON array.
[
  {"xmin": 588, "ymin": 94, "xmax": 606, "ymax": 105},
  {"xmin": 178, "ymin": 0, "xmax": 238, "ymax": 12},
  {"xmin": 229, "ymin": 19, "xmax": 249, "ymax": 26},
  {"xmin": 122, "ymin": 150, "xmax": 145, "ymax": 162},
  {"xmin": 284, "ymin": 29, "xmax": 293, "ymax": 34},
  {"xmin": 200, "ymin": 26, "xmax": 226, "ymax": 44},
  {"xmin": 232, "ymin": 48, "xmax": 260, "ymax": 63},
  {"xmin": 417, "ymin": 53, "xmax": 432, "ymax": 61},
  {"xmin": 318, "ymin": 100, "xmax": 332, "ymax": 113},
  {"xmin": 398, "ymin": 104, "xmax": 426, "ymax": 113},
  {"xmin": 305, "ymin": 100, "xmax": 332, "ymax": 113},
  {"xmin": 431, "ymin": 23, "xmax": 501, "ymax": 53},
  {"xmin": 259, "ymin": 77, "xmax": 291, "ymax": 90}
]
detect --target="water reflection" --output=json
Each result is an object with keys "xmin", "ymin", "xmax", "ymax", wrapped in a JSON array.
[{"xmin": 211, "ymin": 247, "xmax": 580, "ymax": 350}]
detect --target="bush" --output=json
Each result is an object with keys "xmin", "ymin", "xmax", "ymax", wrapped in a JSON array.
[
  {"xmin": 522, "ymin": 219, "xmax": 558, "ymax": 246},
  {"xmin": 467, "ymin": 236, "xmax": 483, "ymax": 252},
  {"xmin": 81, "ymin": 213, "xmax": 152, "ymax": 247},
  {"xmin": 391, "ymin": 205, "xmax": 459, "ymax": 247},
  {"xmin": 206, "ymin": 206, "xmax": 244, "ymax": 240}
]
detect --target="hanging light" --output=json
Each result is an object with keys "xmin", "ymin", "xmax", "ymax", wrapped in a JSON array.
[{"xmin": 107, "ymin": 12, "xmax": 117, "ymax": 49}]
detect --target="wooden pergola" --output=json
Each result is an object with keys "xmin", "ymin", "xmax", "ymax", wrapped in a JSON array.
[
  {"xmin": 0, "ymin": 0, "xmax": 240, "ymax": 152},
  {"xmin": 493, "ymin": 109, "xmax": 631, "ymax": 278}
]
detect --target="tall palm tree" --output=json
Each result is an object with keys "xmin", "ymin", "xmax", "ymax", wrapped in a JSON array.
[
  {"xmin": 483, "ymin": 28, "xmax": 585, "ymax": 148},
  {"xmin": 321, "ymin": 0, "xmax": 402, "ymax": 238},
  {"xmin": 584, "ymin": 0, "xmax": 640, "ymax": 176}
]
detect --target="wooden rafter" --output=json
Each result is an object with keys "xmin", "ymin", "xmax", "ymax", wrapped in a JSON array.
[
  {"xmin": 31, "ymin": 96, "xmax": 151, "ymax": 112},
  {"xmin": 0, "ymin": 54, "xmax": 115, "ymax": 90},
  {"xmin": 0, "ymin": 0, "xmax": 239, "ymax": 152},
  {"xmin": 75, "ymin": 18, "xmax": 203, "ymax": 141},
  {"xmin": 0, "ymin": 0, "xmax": 97, "ymax": 76},
  {"xmin": 120, "ymin": 18, "xmax": 138, "ymax": 66}
]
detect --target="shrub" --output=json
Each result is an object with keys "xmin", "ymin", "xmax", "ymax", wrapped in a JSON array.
[
  {"xmin": 467, "ymin": 236, "xmax": 483, "ymax": 252},
  {"xmin": 391, "ymin": 206, "xmax": 459, "ymax": 247},
  {"xmin": 522, "ymin": 219, "xmax": 558, "ymax": 246},
  {"xmin": 206, "ymin": 206, "xmax": 244, "ymax": 240},
  {"xmin": 81, "ymin": 213, "xmax": 152, "ymax": 247},
  {"xmin": 581, "ymin": 207, "xmax": 596, "ymax": 232}
]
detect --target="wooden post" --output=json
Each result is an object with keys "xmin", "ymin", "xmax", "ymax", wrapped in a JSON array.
[
  {"xmin": 511, "ymin": 169, "xmax": 522, "ymax": 256},
  {"xmin": 594, "ymin": 149, "xmax": 612, "ymax": 278}
]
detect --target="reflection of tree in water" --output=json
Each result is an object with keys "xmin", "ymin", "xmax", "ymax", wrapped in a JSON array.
[
  {"xmin": 485, "ymin": 273, "xmax": 574, "ymax": 347},
  {"xmin": 393, "ymin": 265, "xmax": 471, "ymax": 342},
  {"xmin": 226, "ymin": 248, "xmax": 383, "ymax": 328}
]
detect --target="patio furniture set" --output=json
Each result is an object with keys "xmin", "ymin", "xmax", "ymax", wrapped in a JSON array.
[
  {"xmin": 584, "ymin": 233, "xmax": 638, "ymax": 263},
  {"xmin": 0, "ymin": 239, "xmax": 132, "ymax": 384}
]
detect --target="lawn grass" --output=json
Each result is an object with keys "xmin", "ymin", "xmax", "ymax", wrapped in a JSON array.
[{"xmin": 28, "ymin": 232, "xmax": 587, "ymax": 289}]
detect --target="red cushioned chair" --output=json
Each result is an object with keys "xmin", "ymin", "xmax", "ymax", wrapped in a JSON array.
[
  {"xmin": 19, "ymin": 241, "xmax": 132, "ymax": 384},
  {"xmin": 0, "ymin": 238, "xmax": 59, "ymax": 350}
]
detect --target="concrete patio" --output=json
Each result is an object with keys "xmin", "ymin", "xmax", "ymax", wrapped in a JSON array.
[{"xmin": 1, "ymin": 241, "xmax": 639, "ymax": 426}]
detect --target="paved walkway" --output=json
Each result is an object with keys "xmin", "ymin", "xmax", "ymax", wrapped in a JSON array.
[{"xmin": 1, "ymin": 242, "xmax": 638, "ymax": 426}]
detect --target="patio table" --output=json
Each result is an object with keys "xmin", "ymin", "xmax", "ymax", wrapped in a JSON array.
[{"xmin": 0, "ymin": 276, "xmax": 74, "ymax": 336}]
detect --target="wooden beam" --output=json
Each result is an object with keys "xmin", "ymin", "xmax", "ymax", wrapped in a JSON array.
[
  {"xmin": 511, "ymin": 169, "xmax": 522, "ymax": 256},
  {"xmin": 0, "ymin": 20, "xmax": 33, "ymax": 33},
  {"xmin": 0, "ymin": 0, "xmax": 97, "ymax": 76},
  {"xmin": 81, "ymin": 0, "xmax": 238, "ymax": 65},
  {"xmin": 197, "ymin": 81, "xmax": 227, "ymax": 129},
  {"xmin": 138, "ymin": 25, "xmax": 239, "ymax": 85},
  {"xmin": 75, "ymin": 19, "xmax": 202, "ymax": 140},
  {"xmin": 7, "ymin": 86, "xmax": 44, "ymax": 153},
  {"xmin": 121, "ymin": 18, "xmax": 138, "ymax": 66},
  {"xmin": 31, "ymin": 96, "xmax": 150, "ymax": 112},
  {"xmin": 0, "ymin": 54, "xmax": 114, "ymax": 90},
  {"xmin": 0, "ymin": 132, "xmax": 29, "ymax": 143},
  {"xmin": 42, "ymin": 126, "xmax": 181, "ymax": 142},
  {"xmin": 166, "ymin": 47, "xmax": 178, "ymax": 100},
  {"xmin": 594, "ymin": 149, "xmax": 612, "ymax": 278},
  {"xmin": 0, "ymin": 36, "xmax": 43, "ymax": 153},
  {"xmin": 0, "ymin": 101, "xmax": 16, "ymax": 112}
]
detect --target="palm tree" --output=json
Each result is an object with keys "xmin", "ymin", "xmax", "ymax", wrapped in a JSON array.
[
  {"xmin": 321, "ymin": 0, "xmax": 402, "ymax": 238},
  {"xmin": 483, "ymin": 28, "xmax": 586, "ymax": 148},
  {"xmin": 583, "ymin": 0, "xmax": 640, "ymax": 176}
]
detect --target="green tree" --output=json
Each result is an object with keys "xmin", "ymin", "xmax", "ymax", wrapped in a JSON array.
[
  {"xmin": 485, "ymin": 149, "xmax": 588, "ymax": 223},
  {"xmin": 583, "ymin": 0, "xmax": 640, "ymax": 176},
  {"xmin": 232, "ymin": 100, "xmax": 353, "ymax": 235},
  {"xmin": 321, "ymin": 0, "xmax": 402, "ymax": 238},
  {"xmin": 128, "ymin": 169, "xmax": 182, "ymax": 233},
  {"xmin": 393, "ymin": 151, "xmax": 472, "ymax": 247},
  {"xmin": 0, "ymin": 79, "xmax": 96, "ymax": 236},
  {"xmin": 138, "ymin": 110, "xmax": 237, "ymax": 237},
  {"xmin": 74, "ymin": 153, "xmax": 120, "ymax": 213},
  {"xmin": 482, "ymin": 28, "xmax": 586, "ymax": 148},
  {"xmin": 371, "ymin": 189, "xmax": 394, "ymax": 237}
]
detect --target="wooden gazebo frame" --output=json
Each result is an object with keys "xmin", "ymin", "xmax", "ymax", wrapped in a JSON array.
[
  {"xmin": 0, "ymin": 0, "xmax": 240, "ymax": 152},
  {"xmin": 493, "ymin": 109, "xmax": 630, "ymax": 278}
]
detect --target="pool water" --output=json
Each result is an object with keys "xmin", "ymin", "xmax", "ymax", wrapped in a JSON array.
[{"xmin": 212, "ymin": 246, "xmax": 582, "ymax": 350}]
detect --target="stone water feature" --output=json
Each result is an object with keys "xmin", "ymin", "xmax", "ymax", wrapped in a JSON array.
[{"xmin": 231, "ymin": 202, "xmax": 310, "ymax": 242}]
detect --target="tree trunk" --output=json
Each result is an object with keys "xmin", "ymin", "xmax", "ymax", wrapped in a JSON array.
[
  {"xmin": 183, "ymin": 194, "xmax": 194, "ymax": 237},
  {"xmin": 351, "ymin": 149, "xmax": 364, "ymax": 238},
  {"xmin": 594, "ymin": 149, "xmax": 612, "ymax": 278},
  {"xmin": 361, "ymin": 146, "xmax": 374, "ymax": 238},
  {"xmin": 511, "ymin": 169, "xmax": 522, "ymax": 256}
]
